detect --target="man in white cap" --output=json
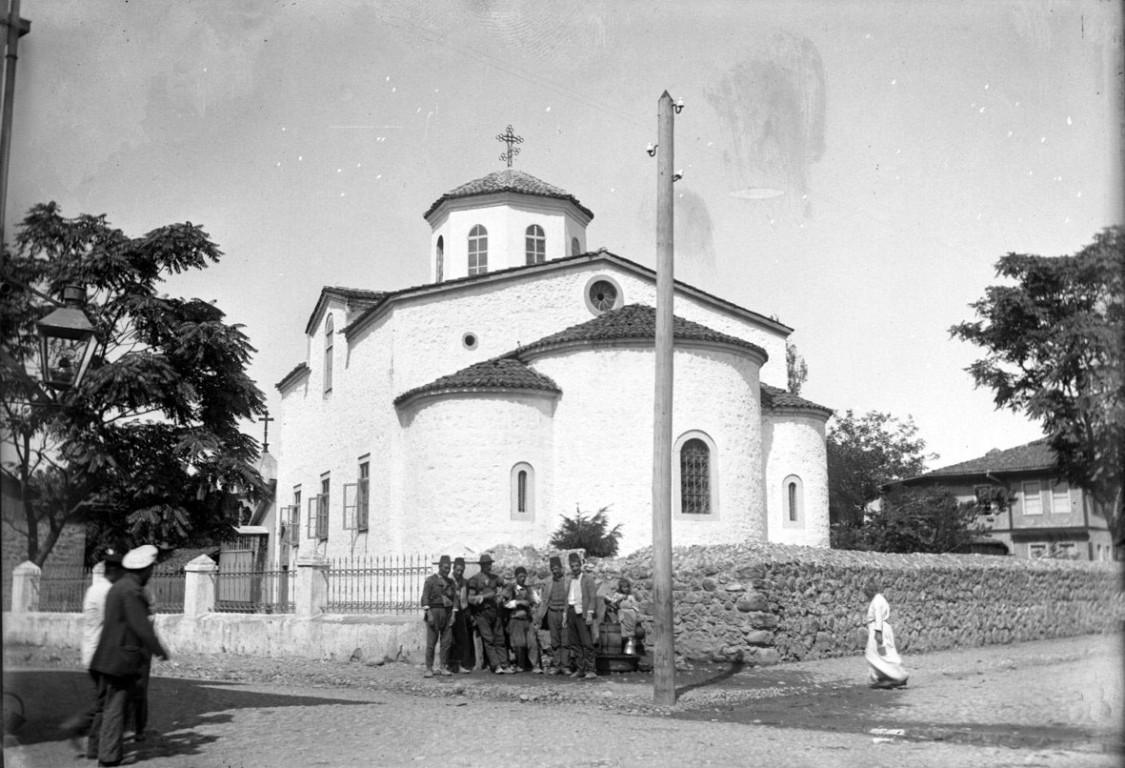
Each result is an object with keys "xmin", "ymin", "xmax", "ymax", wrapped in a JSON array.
[{"xmin": 89, "ymin": 544, "xmax": 169, "ymax": 767}]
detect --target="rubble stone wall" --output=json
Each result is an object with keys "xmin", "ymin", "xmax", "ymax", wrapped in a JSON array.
[{"xmin": 488, "ymin": 543, "xmax": 1123, "ymax": 665}]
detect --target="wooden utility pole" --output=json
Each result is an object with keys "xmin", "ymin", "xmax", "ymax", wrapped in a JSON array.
[
  {"xmin": 1, "ymin": 0, "xmax": 30, "ymax": 250},
  {"xmin": 652, "ymin": 90, "xmax": 676, "ymax": 705}
]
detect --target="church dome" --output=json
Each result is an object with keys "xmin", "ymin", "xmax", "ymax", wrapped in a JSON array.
[{"xmin": 423, "ymin": 169, "xmax": 594, "ymax": 221}]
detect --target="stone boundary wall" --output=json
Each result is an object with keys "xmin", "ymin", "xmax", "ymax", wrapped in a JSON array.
[{"xmin": 565, "ymin": 543, "xmax": 1124, "ymax": 664}]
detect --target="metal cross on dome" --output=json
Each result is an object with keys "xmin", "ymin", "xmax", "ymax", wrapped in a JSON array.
[{"xmin": 496, "ymin": 125, "xmax": 524, "ymax": 167}]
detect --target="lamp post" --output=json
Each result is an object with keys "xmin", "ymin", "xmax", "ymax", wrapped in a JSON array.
[{"xmin": 36, "ymin": 284, "xmax": 97, "ymax": 390}]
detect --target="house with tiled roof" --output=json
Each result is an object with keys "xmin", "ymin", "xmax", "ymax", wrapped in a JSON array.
[
  {"xmin": 272, "ymin": 169, "xmax": 833, "ymax": 559},
  {"xmin": 895, "ymin": 439, "xmax": 1114, "ymax": 561}
]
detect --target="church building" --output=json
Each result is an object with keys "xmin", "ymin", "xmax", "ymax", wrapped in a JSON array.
[{"xmin": 272, "ymin": 169, "xmax": 833, "ymax": 562}]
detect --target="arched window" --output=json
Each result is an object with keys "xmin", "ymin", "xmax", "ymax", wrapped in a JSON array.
[
  {"xmin": 680, "ymin": 439, "xmax": 710, "ymax": 515},
  {"xmin": 571, "ymin": 237, "xmax": 580, "ymax": 256},
  {"xmin": 435, "ymin": 236, "xmax": 444, "ymax": 282},
  {"xmin": 525, "ymin": 224, "xmax": 545, "ymax": 265},
  {"xmin": 673, "ymin": 431, "xmax": 718, "ymax": 517},
  {"xmin": 510, "ymin": 462, "xmax": 535, "ymax": 520},
  {"xmin": 783, "ymin": 475, "xmax": 804, "ymax": 528},
  {"xmin": 468, "ymin": 225, "xmax": 488, "ymax": 275},
  {"xmin": 323, "ymin": 315, "xmax": 334, "ymax": 394}
]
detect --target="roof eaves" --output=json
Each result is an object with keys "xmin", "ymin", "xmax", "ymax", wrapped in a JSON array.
[{"xmin": 276, "ymin": 362, "xmax": 310, "ymax": 392}]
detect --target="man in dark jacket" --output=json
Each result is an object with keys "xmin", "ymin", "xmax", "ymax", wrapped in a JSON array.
[{"xmin": 89, "ymin": 545, "xmax": 169, "ymax": 767}]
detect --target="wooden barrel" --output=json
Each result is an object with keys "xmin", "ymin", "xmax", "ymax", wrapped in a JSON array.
[{"xmin": 600, "ymin": 621, "xmax": 622, "ymax": 654}]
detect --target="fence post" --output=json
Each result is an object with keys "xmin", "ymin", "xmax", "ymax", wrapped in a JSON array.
[
  {"xmin": 10, "ymin": 560, "xmax": 40, "ymax": 613},
  {"xmin": 184, "ymin": 555, "xmax": 218, "ymax": 618},
  {"xmin": 296, "ymin": 554, "xmax": 329, "ymax": 618}
]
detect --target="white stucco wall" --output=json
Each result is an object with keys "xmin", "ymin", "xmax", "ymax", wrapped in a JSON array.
[
  {"xmin": 395, "ymin": 392, "xmax": 556, "ymax": 554},
  {"xmin": 531, "ymin": 343, "xmax": 765, "ymax": 554},
  {"xmin": 428, "ymin": 195, "xmax": 589, "ymax": 281},
  {"xmin": 762, "ymin": 413, "xmax": 830, "ymax": 547},
  {"xmin": 275, "ymin": 254, "xmax": 808, "ymax": 564}
]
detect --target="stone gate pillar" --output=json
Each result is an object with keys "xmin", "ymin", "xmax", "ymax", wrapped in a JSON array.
[
  {"xmin": 184, "ymin": 555, "xmax": 218, "ymax": 618},
  {"xmin": 296, "ymin": 554, "xmax": 329, "ymax": 618},
  {"xmin": 10, "ymin": 560, "xmax": 40, "ymax": 613}
]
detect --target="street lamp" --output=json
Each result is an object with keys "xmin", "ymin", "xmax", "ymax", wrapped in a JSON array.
[{"xmin": 36, "ymin": 284, "xmax": 96, "ymax": 390}]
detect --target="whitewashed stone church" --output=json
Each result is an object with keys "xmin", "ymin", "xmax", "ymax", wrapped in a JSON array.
[{"xmin": 272, "ymin": 169, "xmax": 832, "ymax": 563}]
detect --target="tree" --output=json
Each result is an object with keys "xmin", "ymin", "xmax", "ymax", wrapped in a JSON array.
[
  {"xmin": 844, "ymin": 486, "xmax": 987, "ymax": 554},
  {"xmin": 0, "ymin": 202, "xmax": 266, "ymax": 567},
  {"xmin": 950, "ymin": 227, "xmax": 1125, "ymax": 546},
  {"xmin": 786, "ymin": 340, "xmax": 808, "ymax": 395},
  {"xmin": 548, "ymin": 506, "xmax": 623, "ymax": 558},
  {"xmin": 826, "ymin": 410, "xmax": 933, "ymax": 541}
]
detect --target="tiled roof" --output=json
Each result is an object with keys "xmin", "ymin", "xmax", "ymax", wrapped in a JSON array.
[
  {"xmin": 515, "ymin": 304, "xmax": 769, "ymax": 360},
  {"xmin": 323, "ymin": 286, "xmax": 389, "ymax": 303},
  {"xmin": 423, "ymin": 170, "xmax": 594, "ymax": 221},
  {"xmin": 919, "ymin": 439, "xmax": 1056, "ymax": 478},
  {"xmin": 394, "ymin": 357, "xmax": 561, "ymax": 407},
  {"xmin": 760, "ymin": 383, "xmax": 833, "ymax": 417},
  {"xmin": 304, "ymin": 286, "xmax": 390, "ymax": 335}
]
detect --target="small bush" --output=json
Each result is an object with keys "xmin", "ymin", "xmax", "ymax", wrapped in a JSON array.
[{"xmin": 549, "ymin": 506, "xmax": 622, "ymax": 558}]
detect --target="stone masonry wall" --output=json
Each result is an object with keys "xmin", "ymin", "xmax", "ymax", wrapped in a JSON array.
[{"xmin": 487, "ymin": 543, "xmax": 1123, "ymax": 665}]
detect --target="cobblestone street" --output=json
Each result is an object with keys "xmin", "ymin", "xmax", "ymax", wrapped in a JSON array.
[{"xmin": 3, "ymin": 633, "xmax": 1121, "ymax": 768}]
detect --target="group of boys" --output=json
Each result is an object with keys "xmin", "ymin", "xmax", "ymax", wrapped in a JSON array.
[{"xmin": 421, "ymin": 551, "xmax": 640, "ymax": 680}]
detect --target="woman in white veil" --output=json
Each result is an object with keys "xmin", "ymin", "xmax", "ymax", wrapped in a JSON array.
[{"xmin": 864, "ymin": 580, "xmax": 909, "ymax": 688}]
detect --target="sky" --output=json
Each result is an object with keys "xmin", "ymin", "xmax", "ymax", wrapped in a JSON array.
[{"xmin": 6, "ymin": 0, "xmax": 1123, "ymax": 470}]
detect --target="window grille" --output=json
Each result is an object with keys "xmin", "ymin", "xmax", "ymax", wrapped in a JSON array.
[
  {"xmin": 680, "ymin": 438, "xmax": 710, "ymax": 515},
  {"xmin": 468, "ymin": 225, "xmax": 488, "ymax": 275},
  {"xmin": 525, "ymin": 224, "xmax": 545, "ymax": 265}
]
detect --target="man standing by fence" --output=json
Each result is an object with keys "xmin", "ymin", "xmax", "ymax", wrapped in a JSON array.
[
  {"xmin": 89, "ymin": 545, "xmax": 169, "ymax": 767},
  {"xmin": 60, "ymin": 549, "xmax": 123, "ymax": 753},
  {"xmin": 467, "ymin": 553, "xmax": 514, "ymax": 674},
  {"xmin": 421, "ymin": 555, "xmax": 455, "ymax": 678}
]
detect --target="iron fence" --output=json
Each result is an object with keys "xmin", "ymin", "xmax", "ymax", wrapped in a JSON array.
[
  {"xmin": 326, "ymin": 553, "xmax": 431, "ymax": 614},
  {"xmin": 38, "ymin": 567, "xmax": 92, "ymax": 613},
  {"xmin": 149, "ymin": 566, "xmax": 186, "ymax": 614},
  {"xmin": 213, "ymin": 561, "xmax": 296, "ymax": 614}
]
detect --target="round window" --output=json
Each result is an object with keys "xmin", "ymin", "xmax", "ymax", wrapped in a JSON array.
[
  {"xmin": 588, "ymin": 279, "xmax": 618, "ymax": 312},
  {"xmin": 462, "ymin": 332, "xmax": 479, "ymax": 350}
]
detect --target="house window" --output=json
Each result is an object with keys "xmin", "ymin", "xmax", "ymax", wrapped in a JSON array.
[
  {"xmin": 571, "ymin": 237, "xmax": 580, "ymax": 256},
  {"xmin": 1054, "ymin": 542, "xmax": 1077, "ymax": 559},
  {"xmin": 323, "ymin": 315, "xmax": 334, "ymax": 394},
  {"xmin": 525, "ymin": 224, "xmax": 545, "ymax": 265},
  {"xmin": 436, "ymin": 236, "xmax": 444, "ymax": 282},
  {"xmin": 1022, "ymin": 481, "xmax": 1043, "ymax": 515},
  {"xmin": 680, "ymin": 439, "xmax": 710, "ymax": 515},
  {"xmin": 1028, "ymin": 542, "xmax": 1047, "ymax": 559},
  {"xmin": 584, "ymin": 275, "xmax": 623, "ymax": 315},
  {"xmin": 510, "ymin": 462, "xmax": 535, "ymax": 520},
  {"xmin": 468, "ymin": 225, "xmax": 488, "ymax": 275},
  {"xmin": 307, "ymin": 474, "xmax": 329, "ymax": 541},
  {"xmin": 1050, "ymin": 481, "xmax": 1070, "ymax": 514},
  {"xmin": 357, "ymin": 460, "xmax": 369, "ymax": 532}
]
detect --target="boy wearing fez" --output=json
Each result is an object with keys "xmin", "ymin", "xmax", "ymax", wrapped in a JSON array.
[
  {"xmin": 467, "ymin": 553, "xmax": 515, "ymax": 674},
  {"xmin": 500, "ymin": 566, "xmax": 543, "ymax": 673},
  {"xmin": 536, "ymin": 555, "xmax": 570, "ymax": 674},
  {"xmin": 564, "ymin": 552, "xmax": 599, "ymax": 679},
  {"xmin": 420, "ymin": 555, "xmax": 456, "ymax": 677}
]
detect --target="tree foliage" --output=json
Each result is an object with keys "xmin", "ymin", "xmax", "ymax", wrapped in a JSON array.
[
  {"xmin": 950, "ymin": 227, "xmax": 1125, "ymax": 544},
  {"xmin": 786, "ymin": 341, "xmax": 808, "ymax": 395},
  {"xmin": 835, "ymin": 486, "xmax": 987, "ymax": 554},
  {"xmin": 548, "ymin": 506, "xmax": 623, "ymax": 558},
  {"xmin": 826, "ymin": 409, "xmax": 933, "ymax": 539},
  {"xmin": 0, "ymin": 202, "xmax": 266, "ymax": 566}
]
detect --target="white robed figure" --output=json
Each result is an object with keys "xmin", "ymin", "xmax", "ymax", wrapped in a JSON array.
[{"xmin": 863, "ymin": 581, "xmax": 909, "ymax": 688}]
